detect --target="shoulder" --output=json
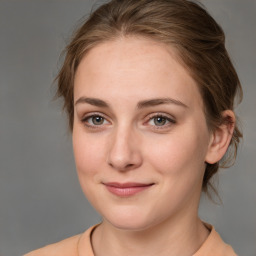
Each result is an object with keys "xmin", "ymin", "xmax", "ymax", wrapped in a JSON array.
[
  {"xmin": 24, "ymin": 225, "xmax": 97, "ymax": 256},
  {"xmin": 24, "ymin": 234, "xmax": 81, "ymax": 256},
  {"xmin": 194, "ymin": 223, "xmax": 238, "ymax": 256}
]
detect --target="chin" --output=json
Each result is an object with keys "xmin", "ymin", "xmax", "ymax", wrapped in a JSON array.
[
  {"xmin": 101, "ymin": 207, "xmax": 158, "ymax": 231},
  {"xmin": 107, "ymin": 218, "xmax": 153, "ymax": 231}
]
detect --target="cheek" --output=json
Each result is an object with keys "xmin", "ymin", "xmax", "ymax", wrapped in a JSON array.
[
  {"xmin": 145, "ymin": 130, "xmax": 208, "ymax": 210},
  {"xmin": 72, "ymin": 130, "xmax": 105, "ymax": 177},
  {"xmin": 72, "ymin": 129, "xmax": 108, "ymax": 206},
  {"xmin": 146, "ymin": 127, "xmax": 208, "ymax": 177}
]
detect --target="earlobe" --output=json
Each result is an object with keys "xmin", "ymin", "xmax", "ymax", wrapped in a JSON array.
[{"xmin": 205, "ymin": 110, "xmax": 235, "ymax": 164}]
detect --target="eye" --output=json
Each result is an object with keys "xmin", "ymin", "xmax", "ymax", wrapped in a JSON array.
[
  {"xmin": 147, "ymin": 114, "xmax": 176, "ymax": 129},
  {"xmin": 151, "ymin": 116, "xmax": 168, "ymax": 126},
  {"xmin": 90, "ymin": 116, "xmax": 105, "ymax": 125},
  {"xmin": 82, "ymin": 114, "xmax": 110, "ymax": 128}
]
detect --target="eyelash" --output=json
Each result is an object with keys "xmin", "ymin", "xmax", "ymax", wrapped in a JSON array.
[
  {"xmin": 81, "ymin": 112, "xmax": 176, "ymax": 130},
  {"xmin": 81, "ymin": 113, "xmax": 108, "ymax": 129},
  {"xmin": 145, "ymin": 113, "xmax": 176, "ymax": 130}
]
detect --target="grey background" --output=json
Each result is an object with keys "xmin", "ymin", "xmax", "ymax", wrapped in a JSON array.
[{"xmin": 0, "ymin": 0, "xmax": 255, "ymax": 255}]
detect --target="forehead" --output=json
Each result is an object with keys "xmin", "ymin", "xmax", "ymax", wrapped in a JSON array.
[{"xmin": 74, "ymin": 37, "xmax": 203, "ymax": 109}]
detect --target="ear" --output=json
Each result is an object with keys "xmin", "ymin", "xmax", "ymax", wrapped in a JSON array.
[{"xmin": 205, "ymin": 110, "xmax": 235, "ymax": 164}]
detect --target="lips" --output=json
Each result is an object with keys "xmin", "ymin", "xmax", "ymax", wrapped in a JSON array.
[{"xmin": 103, "ymin": 182, "xmax": 154, "ymax": 197}]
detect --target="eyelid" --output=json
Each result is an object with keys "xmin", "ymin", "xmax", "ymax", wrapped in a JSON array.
[
  {"xmin": 81, "ymin": 112, "xmax": 111, "ymax": 128},
  {"xmin": 81, "ymin": 111, "xmax": 107, "ymax": 120},
  {"xmin": 144, "ymin": 112, "xmax": 176, "ymax": 129},
  {"xmin": 80, "ymin": 111, "xmax": 176, "ymax": 130}
]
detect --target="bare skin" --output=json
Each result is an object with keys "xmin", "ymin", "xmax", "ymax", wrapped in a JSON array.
[{"xmin": 73, "ymin": 37, "xmax": 234, "ymax": 256}]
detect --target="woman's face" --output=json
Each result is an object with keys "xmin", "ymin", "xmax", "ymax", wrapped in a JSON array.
[{"xmin": 73, "ymin": 37, "xmax": 212, "ymax": 230}]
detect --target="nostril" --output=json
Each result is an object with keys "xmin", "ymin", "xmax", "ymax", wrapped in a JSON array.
[
  {"xmin": 107, "ymin": 132, "xmax": 143, "ymax": 171},
  {"xmin": 107, "ymin": 158, "xmax": 139, "ymax": 172}
]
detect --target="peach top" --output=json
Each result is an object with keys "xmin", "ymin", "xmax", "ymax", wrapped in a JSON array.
[{"xmin": 24, "ymin": 223, "xmax": 237, "ymax": 256}]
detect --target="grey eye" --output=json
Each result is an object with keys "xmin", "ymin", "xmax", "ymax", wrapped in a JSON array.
[
  {"xmin": 91, "ymin": 116, "xmax": 104, "ymax": 125},
  {"xmin": 153, "ymin": 116, "xmax": 167, "ymax": 126}
]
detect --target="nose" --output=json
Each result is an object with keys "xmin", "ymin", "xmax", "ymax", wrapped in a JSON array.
[{"xmin": 107, "ymin": 126, "xmax": 143, "ymax": 172}]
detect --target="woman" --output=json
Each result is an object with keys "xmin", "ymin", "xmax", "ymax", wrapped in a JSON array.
[{"xmin": 25, "ymin": 0, "xmax": 242, "ymax": 255}]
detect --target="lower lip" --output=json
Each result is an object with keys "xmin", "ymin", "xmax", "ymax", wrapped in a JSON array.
[{"xmin": 105, "ymin": 185, "xmax": 153, "ymax": 197}]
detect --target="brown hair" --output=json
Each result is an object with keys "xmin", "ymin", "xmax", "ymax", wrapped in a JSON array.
[{"xmin": 56, "ymin": 0, "xmax": 243, "ymax": 193}]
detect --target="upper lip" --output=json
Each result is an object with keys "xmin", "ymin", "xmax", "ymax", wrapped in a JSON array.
[{"xmin": 103, "ymin": 182, "xmax": 154, "ymax": 188}]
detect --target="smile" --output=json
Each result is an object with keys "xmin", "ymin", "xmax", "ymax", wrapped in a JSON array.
[{"xmin": 103, "ymin": 182, "xmax": 154, "ymax": 197}]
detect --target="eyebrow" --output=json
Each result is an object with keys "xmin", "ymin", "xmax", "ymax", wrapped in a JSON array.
[
  {"xmin": 75, "ymin": 97, "xmax": 108, "ymax": 107},
  {"xmin": 137, "ymin": 98, "xmax": 188, "ymax": 109},
  {"xmin": 75, "ymin": 97, "xmax": 188, "ymax": 109}
]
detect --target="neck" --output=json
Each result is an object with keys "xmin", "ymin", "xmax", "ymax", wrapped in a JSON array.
[{"xmin": 92, "ymin": 212, "xmax": 209, "ymax": 256}]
